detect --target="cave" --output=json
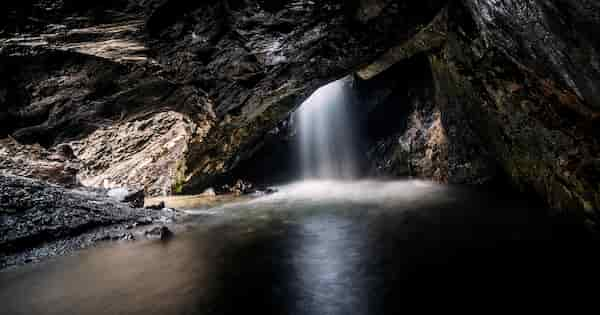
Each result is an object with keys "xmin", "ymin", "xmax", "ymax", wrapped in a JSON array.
[{"xmin": 1, "ymin": 0, "xmax": 600, "ymax": 313}]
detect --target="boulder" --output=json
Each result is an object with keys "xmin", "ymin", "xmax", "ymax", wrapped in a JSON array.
[
  {"xmin": 145, "ymin": 201, "xmax": 166, "ymax": 210},
  {"xmin": 108, "ymin": 188, "xmax": 145, "ymax": 208},
  {"xmin": 123, "ymin": 189, "xmax": 145, "ymax": 208},
  {"xmin": 145, "ymin": 226, "xmax": 173, "ymax": 240}
]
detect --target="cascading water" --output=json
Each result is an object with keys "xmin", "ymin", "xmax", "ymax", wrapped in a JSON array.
[{"xmin": 294, "ymin": 77, "xmax": 360, "ymax": 179}]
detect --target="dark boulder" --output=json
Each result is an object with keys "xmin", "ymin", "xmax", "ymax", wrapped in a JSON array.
[
  {"xmin": 145, "ymin": 201, "xmax": 166, "ymax": 211},
  {"xmin": 145, "ymin": 226, "xmax": 173, "ymax": 240},
  {"xmin": 123, "ymin": 189, "xmax": 145, "ymax": 208}
]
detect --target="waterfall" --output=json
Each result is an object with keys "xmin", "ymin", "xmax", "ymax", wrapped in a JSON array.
[{"xmin": 294, "ymin": 77, "xmax": 359, "ymax": 179}]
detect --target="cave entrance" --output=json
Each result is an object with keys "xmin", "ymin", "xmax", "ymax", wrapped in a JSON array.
[{"xmin": 224, "ymin": 54, "xmax": 439, "ymax": 189}]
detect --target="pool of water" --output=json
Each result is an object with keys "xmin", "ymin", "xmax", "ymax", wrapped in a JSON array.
[{"xmin": 1, "ymin": 180, "xmax": 597, "ymax": 314}]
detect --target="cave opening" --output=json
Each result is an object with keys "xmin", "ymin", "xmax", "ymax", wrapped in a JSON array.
[
  {"xmin": 224, "ymin": 75, "xmax": 374, "ymax": 187},
  {"xmin": 226, "ymin": 53, "xmax": 435, "ymax": 187}
]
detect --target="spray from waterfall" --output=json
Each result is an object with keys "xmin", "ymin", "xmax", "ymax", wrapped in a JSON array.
[{"xmin": 294, "ymin": 77, "xmax": 359, "ymax": 179}]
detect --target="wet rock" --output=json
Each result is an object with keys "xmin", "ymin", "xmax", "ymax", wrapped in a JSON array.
[
  {"xmin": 145, "ymin": 201, "xmax": 166, "ymax": 210},
  {"xmin": 200, "ymin": 188, "xmax": 216, "ymax": 197},
  {"xmin": 0, "ymin": 175, "xmax": 151, "ymax": 254},
  {"xmin": 360, "ymin": 1, "xmax": 599, "ymax": 222},
  {"xmin": 107, "ymin": 187, "xmax": 145, "ymax": 208},
  {"xmin": 145, "ymin": 226, "xmax": 172, "ymax": 240},
  {"xmin": 251, "ymin": 187, "xmax": 278, "ymax": 197},
  {"xmin": 123, "ymin": 189, "xmax": 145, "ymax": 208},
  {"xmin": 98, "ymin": 231, "xmax": 135, "ymax": 242},
  {"xmin": 120, "ymin": 233, "xmax": 135, "ymax": 241},
  {"xmin": 233, "ymin": 180, "xmax": 255, "ymax": 195},
  {"xmin": 219, "ymin": 180, "xmax": 256, "ymax": 195},
  {"xmin": 431, "ymin": 2, "xmax": 600, "ymax": 218},
  {"xmin": 136, "ymin": 217, "xmax": 153, "ymax": 226},
  {"xmin": 107, "ymin": 188, "xmax": 131, "ymax": 201}
]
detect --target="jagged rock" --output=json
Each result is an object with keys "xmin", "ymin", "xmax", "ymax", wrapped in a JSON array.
[
  {"xmin": 362, "ymin": 53, "xmax": 496, "ymax": 184},
  {"xmin": 437, "ymin": 1, "xmax": 600, "ymax": 221},
  {"xmin": 72, "ymin": 111, "xmax": 201, "ymax": 196},
  {"xmin": 0, "ymin": 175, "xmax": 149, "ymax": 254},
  {"xmin": 0, "ymin": 137, "xmax": 80, "ymax": 186},
  {"xmin": 359, "ymin": 1, "xmax": 600, "ymax": 223},
  {"xmin": 0, "ymin": 0, "xmax": 447, "ymax": 196},
  {"xmin": 0, "ymin": 30, "xmax": 212, "ymax": 196},
  {"xmin": 145, "ymin": 0, "xmax": 448, "ymax": 192}
]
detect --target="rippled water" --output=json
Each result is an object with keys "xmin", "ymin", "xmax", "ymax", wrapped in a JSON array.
[{"xmin": 1, "ymin": 180, "xmax": 597, "ymax": 314}]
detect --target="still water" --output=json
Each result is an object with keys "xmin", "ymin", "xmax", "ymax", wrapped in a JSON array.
[{"xmin": 1, "ymin": 180, "xmax": 597, "ymax": 314}]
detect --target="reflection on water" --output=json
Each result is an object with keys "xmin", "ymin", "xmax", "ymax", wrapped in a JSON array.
[{"xmin": 1, "ymin": 180, "xmax": 598, "ymax": 314}]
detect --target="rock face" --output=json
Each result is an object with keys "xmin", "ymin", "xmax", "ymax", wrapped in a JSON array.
[
  {"xmin": 73, "ymin": 111, "xmax": 196, "ymax": 196},
  {"xmin": 0, "ymin": 175, "xmax": 149, "ymax": 253},
  {"xmin": 440, "ymin": 1, "xmax": 600, "ymax": 224},
  {"xmin": 362, "ymin": 1, "xmax": 599, "ymax": 224},
  {"xmin": 145, "ymin": 0, "xmax": 447, "ymax": 192},
  {"xmin": 1, "ymin": 0, "xmax": 446, "ymax": 195},
  {"xmin": 0, "ymin": 137, "xmax": 80, "ymax": 186},
  {"xmin": 361, "ymin": 54, "xmax": 496, "ymax": 184},
  {"xmin": 0, "ymin": 8, "xmax": 214, "ymax": 196}
]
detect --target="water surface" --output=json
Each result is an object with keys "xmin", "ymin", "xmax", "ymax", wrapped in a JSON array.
[{"xmin": 1, "ymin": 180, "xmax": 597, "ymax": 314}]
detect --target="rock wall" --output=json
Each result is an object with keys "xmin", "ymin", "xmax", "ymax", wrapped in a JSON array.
[
  {"xmin": 441, "ymin": 1, "xmax": 600, "ymax": 225},
  {"xmin": 144, "ymin": 0, "xmax": 447, "ymax": 192},
  {"xmin": 363, "ymin": 53, "xmax": 496, "ymax": 184},
  {"xmin": 1, "ymin": 0, "xmax": 447, "ymax": 195},
  {"xmin": 364, "ymin": 1, "xmax": 599, "ymax": 225},
  {"xmin": 0, "ymin": 137, "xmax": 79, "ymax": 186}
]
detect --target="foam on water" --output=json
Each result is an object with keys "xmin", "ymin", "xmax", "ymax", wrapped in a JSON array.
[{"xmin": 185, "ymin": 179, "xmax": 454, "ymax": 215}]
